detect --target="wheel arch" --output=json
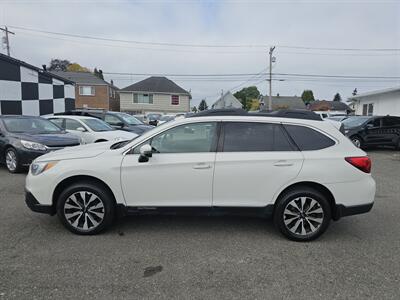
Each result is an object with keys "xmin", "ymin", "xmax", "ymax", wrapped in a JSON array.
[
  {"xmin": 52, "ymin": 175, "xmax": 117, "ymax": 207},
  {"xmin": 274, "ymin": 181, "xmax": 337, "ymax": 219}
]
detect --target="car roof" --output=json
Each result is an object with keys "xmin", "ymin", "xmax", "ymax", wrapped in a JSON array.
[
  {"xmin": 48, "ymin": 115, "xmax": 98, "ymax": 120},
  {"xmin": 0, "ymin": 115, "xmax": 44, "ymax": 119}
]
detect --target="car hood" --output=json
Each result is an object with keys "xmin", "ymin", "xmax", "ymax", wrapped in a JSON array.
[
  {"xmin": 97, "ymin": 130, "xmax": 137, "ymax": 140},
  {"xmin": 35, "ymin": 141, "xmax": 114, "ymax": 162},
  {"xmin": 15, "ymin": 132, "xmax": 80, "ymax": 146}
]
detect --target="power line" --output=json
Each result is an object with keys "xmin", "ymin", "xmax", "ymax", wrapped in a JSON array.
[{"xmin": 8, "ymin": 25, "xmax": 400, "ymax": 52}]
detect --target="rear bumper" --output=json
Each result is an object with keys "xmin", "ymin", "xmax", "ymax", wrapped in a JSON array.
[
  {"xmin": 333, "ymin": 203, "xmax": 373, "ymax": 220},
  {"xmin": 25, "ymin": 190, "xmax": 55, "ymax": 215}
]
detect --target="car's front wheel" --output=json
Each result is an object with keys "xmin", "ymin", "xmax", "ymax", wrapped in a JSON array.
[
  {"xmin": 350, "ymin": 136, "xmax": 363, "ymax": 148},
  {"xmin": 56, "ymin": 182, "xmax": 115, "ymax": 235},
  {"xmin": 5, "ymin": 147, "xmax": 21, "ymax": 173},
  {"xmin": 274, "ymin": 187, "xmax": 331, "ymax": 241}
]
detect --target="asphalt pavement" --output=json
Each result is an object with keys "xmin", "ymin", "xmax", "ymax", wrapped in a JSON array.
[{"xmin": 0, "ymin": 150, "xmax": 399, "ymax": 299}]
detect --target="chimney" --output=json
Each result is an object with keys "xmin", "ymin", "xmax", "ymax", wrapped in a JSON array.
[
  {"xmin": 42, "ymin": 65, "xmax": 47, "ymax": 71},
  {"xmin": 111, "ymin": 79, "xmax": 114, "ymax": 86}
]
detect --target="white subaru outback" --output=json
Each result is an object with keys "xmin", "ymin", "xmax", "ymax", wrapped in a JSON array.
[{"xmin": 25, "ymin": 111, "xmax": 375, "ymax": 241}]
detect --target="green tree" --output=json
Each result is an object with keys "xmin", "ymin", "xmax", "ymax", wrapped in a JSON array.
[
  {"xmin": 198, "ymin": 99, "xmax": 208, "ymax": 111},
  {"xmin": 191, "ymin": 106, "xmax": 198, "ymax": 113},
  {"xmin": 301, "ymin": 90, "xmax": 315, "ymax": 105},
  {"xmin": 233, "ymin": 86, "xmax": 261, "ymax": 111},
  {"xmin": 352, "ymin": 88, "xmax": 358, "ymax": 96},
  {"xmin": 333, "ymin": 93, "xmax": 342, "ymax": 101},
  {"xmin": 48, "ymin": 59, "xmax": 71, "ymax": 71},
  {"xmin": 67, "ymin": 63, "xmax": 90, "ymax": 72}
]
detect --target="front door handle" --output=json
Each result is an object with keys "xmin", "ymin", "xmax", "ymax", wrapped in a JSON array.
[
  {"xmin": 273, "ymin": 160, "xmax": 294, "ymax": 167},
  {"xmin": 193, "ymin": 163, "xmax": 212, "ymax": 169}
]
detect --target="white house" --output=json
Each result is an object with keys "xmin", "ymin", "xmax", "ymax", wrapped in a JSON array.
[
  {"xmin": 348, "ymin": 87, "xmax": 400, "ymax": 116},
  {"xmin": 212, "ymin": 91, "xmax": 242, "ymax": 109}
]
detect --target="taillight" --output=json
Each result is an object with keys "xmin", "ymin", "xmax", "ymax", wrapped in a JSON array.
[{"xmin": 345, "ymin": 156, "xmax": 371, "ymax": 173}]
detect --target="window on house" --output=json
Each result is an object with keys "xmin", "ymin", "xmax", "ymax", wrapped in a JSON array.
[
  {"xmin": 362, "ymin": 104, "xmax": 368, "ymax": 116},
  {"xmin": 133, "ymin": 93, "xmax": 153, "ymax": 104},
  {"xmin": 367, "ymin": 103, "xmax": 374, "ymax": 116},
  {"xmin": 79, "ymin": 86, "xmax": 95, "ymax": 96},
  {"xmin": 171, "ymin": 95, "xmax": 179, "ymax": 105}
]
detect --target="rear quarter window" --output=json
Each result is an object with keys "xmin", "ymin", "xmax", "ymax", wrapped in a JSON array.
[{"xmin": 284, "ymin": 125, "xmax": 335, "ymax": 150}]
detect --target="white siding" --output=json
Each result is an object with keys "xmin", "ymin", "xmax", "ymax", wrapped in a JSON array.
[
  {"xmin": 354, "ymin": 90, "xmax": 400, "ymax": 116},
  {"xmin": 120, "ymin": 92, "xmax": 190, "ymax": 113}
]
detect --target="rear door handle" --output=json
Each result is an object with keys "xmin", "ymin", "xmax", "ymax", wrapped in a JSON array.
[
  {"xmin": 273, "ymin": 160, "xmax": 294, "ymax": 167},
  {"xmin": 193, "ymin": 163, "xmax": 212, "ymax": 169}
]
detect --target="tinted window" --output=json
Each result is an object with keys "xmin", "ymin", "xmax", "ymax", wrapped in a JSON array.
[
  {"xmin": 65, "ymin": 119, "xmax": 83, "ymax": 131},
  {"xmin": 136, "ymin": 122, "xmax": 217, "ymax": 154},
  {"xmin": 284, "ymin": 125, "xmax": 335, "ymax": 150},
  {"xmin": 223, "ymin": 122, "xmax": 294, "ymax": 152},
  {"xmin": 367, "ymin": 118, "xmax": 381, "ymax": 128},
  {"xmin": 49, "ymin": 118, "xmax": 64, "ymax": 129},
  {"xmin": 382, "ymin": 117, "xmax": 400, "ymax": 127}
]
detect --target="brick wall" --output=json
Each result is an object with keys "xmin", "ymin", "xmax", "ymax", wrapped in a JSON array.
[{"xmin": 75, "ymin": 84, "xmax": 110, "ymax": 110}]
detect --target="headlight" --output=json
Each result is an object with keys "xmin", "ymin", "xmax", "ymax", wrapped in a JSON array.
[
  {"xmin": 21, "ymin": 140, "xmax": 47, "ymax": 151},
  {"xmin": 30, "ymin": 161, "xmax": 58, "ymax": 176}
]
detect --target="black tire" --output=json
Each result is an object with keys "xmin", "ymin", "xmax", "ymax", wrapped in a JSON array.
[
  {"xmin": 350, "ymin": 135, "xmax": 363, "ymax": 149},
  {"xmin": 5, "ymin": 147, "xmax": 22, "ymax": 173},
  {"xmin": 274, "ymin": 187, "xmax": 331, "ymax": 241},
  {"xmin": 56, "ymin": 182, "xmax": 115, "ymax": 235}
]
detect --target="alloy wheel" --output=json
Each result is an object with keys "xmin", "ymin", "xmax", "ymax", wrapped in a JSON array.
[
  {"xmin": 283, "ymin": 196, "xmax": 324, "ymax": 236},
  {"xmin": 352, "ymin": 138, "xmax": 361, "ymax": 148},
  {"xmin": 64, "ymin": 191, "xmax": 105, "ymax": 232},
  {"xmin": 6, "ymin": 150, "xmax": 17, "ymax": 172}
]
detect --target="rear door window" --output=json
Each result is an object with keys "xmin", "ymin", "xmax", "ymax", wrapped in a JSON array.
[
  {"xmin": 283, "ymin": 125, "xmax": 335, "ymax": 150},
  {"xmin": 65, "ymin": 119, "xmax": 83, "ymax": 131},
  {"xmin": 382, "ymin": 117, "xmax": 400, "ymax": 127},
  {"xmin": 222, "ymin": 122, "xmax": 294, "ymax": 152}
]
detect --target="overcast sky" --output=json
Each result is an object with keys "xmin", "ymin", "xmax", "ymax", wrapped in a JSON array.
[{"xmin": 1, "ymin": 0, "xmax": 399, "ymax": 106}]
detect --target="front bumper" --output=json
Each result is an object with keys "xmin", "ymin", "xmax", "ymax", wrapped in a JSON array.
[
  {"xmin": 333, "ymin": 203, "xmax": 373, "ymax": 220},
  {"xmin": 17, "ymin": 148, "xmax": 47, "ymax": 166},
  {"xmin": 25, "ymin": 190, "xmax": 55, "ymax": 215}
]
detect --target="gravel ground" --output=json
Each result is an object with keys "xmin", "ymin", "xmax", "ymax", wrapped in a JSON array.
[{"xmin": 0, "ymin": 150, "xmax": 399, "ymax": 299}]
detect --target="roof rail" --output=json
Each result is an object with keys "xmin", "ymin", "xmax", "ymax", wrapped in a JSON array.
[{"xmin": 189, "ymin": 108, "xmax": 322, "ymax": 121}]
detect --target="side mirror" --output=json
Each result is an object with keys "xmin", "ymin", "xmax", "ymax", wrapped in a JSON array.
[
  {"xmin": 365, "ymin": 123, "xmax": 374, "ymax": 130},
  {"xmin": 138, "ymin": 144, "xmax": 152, "ymax": 163},
  {"xmin": 76, "ymin": 127, "xmax": 86, "ymax": 132},
  {"xmin": 116, "ymin": 122, "xmax": 125, "ymax": 128}
]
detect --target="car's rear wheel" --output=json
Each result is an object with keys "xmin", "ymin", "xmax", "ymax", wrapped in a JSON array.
[
  {"xmin": 56, "ymin": 182, "xmax": 115, "ymax": 235},
  {"xmin": 274, "ymin": 187, "xmax": 331, "ymax": 241},
  {"xmin": 5, "ymin": 148, "xmax": 21, "ymax": 173}
]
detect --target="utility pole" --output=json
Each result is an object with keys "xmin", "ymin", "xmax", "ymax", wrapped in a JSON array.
[
  {"xmin": 0, "ymin": 26, "xmax": 15, "ymax": 56},
  {"xmin": 268, "ymin": 46, "xmax": 275, "ymax": 111}
]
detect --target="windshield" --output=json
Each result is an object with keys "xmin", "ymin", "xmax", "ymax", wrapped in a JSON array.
[
  {"xmin": 81, "ymin": 118, "xmax": 114, "ymax": 132},
  {"xmin": 115, "ymin": 113, "xmax": 143, "ymax": 125},
  {"xmin": 3, "ymin": 117, "xmax": 63, "ymax": 134},
  {"xmin": 160, "ymin": 116, "xmax": 174, "ymax": 122},
  {"xmin": 342, "ymin": 116, "xmax": 371, "ymax": 128},
  {"xmin": 148, "ymin": 113, "xmax": 162, "ymax": 121}
]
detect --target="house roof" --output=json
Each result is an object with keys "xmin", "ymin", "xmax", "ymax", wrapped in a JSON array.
[
  {"xmin": 212, "ymin": 91, "xmax": 242, "ymax": 109},
  {"xmin": 120, "ymin": 76, "xmax": 191, "ymax": 96},
  {"xmin": 50, "ymin": 71, "xmax": 110, "ymax": 85},
  {"xmin": 309, "ymin": 100, "xmax": 351, "ymax": 111},
  {"xmin": 261, "ymin": 95, "xmax": 306, "ymax": 110},
  {"xmin": 348, "ymin": 86, "xmax": 400, "ymax": 100},
  {"xmin": 0, "ymin": 53, "xmax": 74, "ymax": 84}
]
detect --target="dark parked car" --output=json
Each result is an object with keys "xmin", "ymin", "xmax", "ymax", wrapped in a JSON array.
[
  {"xmin": 56, "ymin": 110, "xmax": 154, "ymax": 135},
  {"xmin": 0, "ymin": 116, "xmax": 80, "ymax": 173},
  {"xmin": 147, "ymin": 113, "xmax": 162, "ymax": 126},
  {"xmin": 343, "ymin": 115, "xmax": 400, "ymax": 149}
]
